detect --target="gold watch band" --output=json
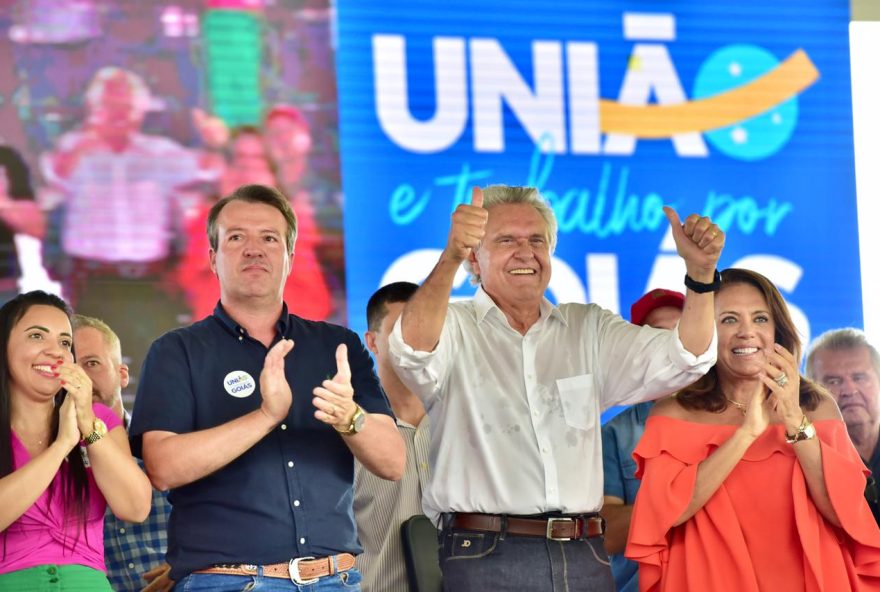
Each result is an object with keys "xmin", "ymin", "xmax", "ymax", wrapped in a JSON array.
[
  {"xmin": 785, "ymin": 415, "xmax": 816, "ymax": 444},
  {"xmin": 84, "ymin": 430, "xmax": 104, "ymax": 445},
  {"xmin": 333, "ymin": 405, "xmax": 365, "ymax": 436}
]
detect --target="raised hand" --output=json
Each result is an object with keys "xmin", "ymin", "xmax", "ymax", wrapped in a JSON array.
[
  {"xmin": 259, "ymin": 339, "xmax": 295, "ymax": 424},
  {"xmin": 444, "ymin": 186, "xmax": 488, "ymax": 263},
  {"xmin": 56, "ymin": 394, "xmax": 81, "ymax": 451},
  {"xmin": 740, "ymin": 381, "xmax": 771, "ymax": 440},
  {"xmin": 192, "ymin": 108, "xmax": 229, "ymax": 150},
  {"xmin": 55, "ymin": 362, "xmax": 96, "ymax": 436},
  {"xmin": 663, "ymin": 207, "xmax": 724, "ymax": 281},
  {"xmin": 760, "ymin": 343, "xmax": 803, "ymax": 433},
  {"xmin": 312, "ymin": 344, "xmax": 357, "ymax": 430}
]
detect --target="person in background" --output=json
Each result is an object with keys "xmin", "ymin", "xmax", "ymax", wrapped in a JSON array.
[
  {"xmin": 806, "ymin": 328, "xmax": 880, "ymax": 524},
  {"xmin": 264, "ymin": 105, "xmax": 345, "ymax": 321},
  {"xmin": 600, "ymin": 288, "xmax": 685, "ymax": 592},
  {"xmin": 130, "ymin": 184, "xmax": 404, "ymax": 591},
  {"xmin": 0, "ymin": 146, "xmax": 45, "ymax": 304},
  {"xmin": 354, "ymin": 281, "xmax": 432, "ymax": 592},
  {"xmin": 40, "ymin": 66, "xmax": 227, "ymax": 388},
  {"xmin": 0, "ymin": 291, "xmax": 151, "ymax": 591},
  {"xmin": 627, "ymin": 268, "xmax": 880, "ymax": 590},
  {"xmin": 389, "ymin": 184, "xmax": 722, "ymax": 590},
  {"xmin": 73, "ymin": 314, "xmax": 173, "ymax": 592},
  {"xmin": 176, "ymin": 126, "xmax": 332, "ymax": 322}
]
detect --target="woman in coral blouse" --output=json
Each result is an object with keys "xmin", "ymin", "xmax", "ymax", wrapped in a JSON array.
[
  {"xmin": 627, "ymin": 268, "xmax": 880, "ymax": 591},
  {"xmin": 0, "ymin": 291, "xmax": 151, "ymax": 590}
]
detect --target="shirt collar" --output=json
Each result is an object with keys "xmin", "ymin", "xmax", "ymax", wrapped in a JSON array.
[
  {"xmin": 473, "ymin": 285, "xmax": 567, "ymax": 327},
  {"xmin": 212, "ymin": 301, "xmax": 291, "ymax": 337}
]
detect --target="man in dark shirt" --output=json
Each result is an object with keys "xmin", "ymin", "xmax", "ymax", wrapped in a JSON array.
[
  {"xmin": 130, "ymin": 184, "xmax": 405, "ymax": 590},
  {"xmin": 806, "ymin": 328, "xmax": 880, "ymax": 524}
]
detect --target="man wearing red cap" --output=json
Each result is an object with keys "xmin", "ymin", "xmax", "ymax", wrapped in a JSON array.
[{"xmin": 601, "ymin": 288, "xmax": 685, "ymax": 592}]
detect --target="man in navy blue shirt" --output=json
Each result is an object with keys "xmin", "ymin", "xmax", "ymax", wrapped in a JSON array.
[{"xmin": 130, "ymin": 184, "xmax": 405, "ymax": 591}]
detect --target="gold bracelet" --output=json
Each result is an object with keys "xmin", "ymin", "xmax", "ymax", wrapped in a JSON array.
[{"xmin": 785, "ymin": 415, "xmax": 816, "ymax": 444}]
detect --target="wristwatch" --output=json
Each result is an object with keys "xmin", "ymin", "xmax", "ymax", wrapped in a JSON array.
[
  {"xmin": 334, "ymin": 405, "xmax": 366, "ymax": 436},
  {"xmin": 785, "ymin": 415, "xmax": 816, "ymax": 444},
  {"xmin": 84, "ymin": 417, "xmax": 108, "ymax": 446}
]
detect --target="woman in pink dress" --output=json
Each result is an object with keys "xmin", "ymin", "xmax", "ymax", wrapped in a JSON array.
[{"xmin": 0, "ymin": 291, "xmax": 151, "ymax": 590}]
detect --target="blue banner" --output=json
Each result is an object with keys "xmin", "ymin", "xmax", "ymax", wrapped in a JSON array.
[{"xmin": 336, "ymin": 0, "xmax": 859, "ymax": 345}]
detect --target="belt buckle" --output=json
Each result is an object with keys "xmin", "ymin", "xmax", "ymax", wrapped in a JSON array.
[
  {"xmin": 289, "ymin": 557, "xmax": 319, "ymax": 586},
  {"xmin": 546, "ymin": 517, "xmax": 575, "ymax": 541}
]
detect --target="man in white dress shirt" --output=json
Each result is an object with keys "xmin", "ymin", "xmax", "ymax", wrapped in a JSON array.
[
  {"xmin": 40, "ymin": 66, "xmax": 225, "ymax": 388},
  {"xmin": 388, "ymin": 185, "xmax": 724, "ymax": 590}
]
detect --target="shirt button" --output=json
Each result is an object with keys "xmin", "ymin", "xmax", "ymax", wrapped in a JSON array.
[
  {"xmin": 47, "ymin": 566, "xmax": 57, "ymax": 575},
  {"xmin": 128, "ymin": 563, "xmax": 135, "ymax": 569},
  {"xmin": 287, "ymin": 461, "xmax": 294, "ymax": 468},
  {"xmin": 532, "ymin": 410, "xmax": 539, "ymax": 417},
  {"xmin": 542, "ymin": 447, "xmax": 549, "ymax": 454},
  {"xmin": 119, "ymin": 527, "xmax": 126, "ymax": 534},
  {"xmin": 299, "ymin": 537, "xmax": 306, "ymax": 544},
  {"xmin": 281, "ymin": 424, "xmax": 287, "ymax": 430},
  {"xmin": 293, "ymin": 500, "xmax": 301, "ymax": 507},
  {"xmin": 238, "ymin": 336, "xmax": 243, "ymax": 342}
]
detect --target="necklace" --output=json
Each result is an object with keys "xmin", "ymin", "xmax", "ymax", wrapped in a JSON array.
[
  {"xmin": 14, "ymin": 427, "xmax": 47, "ymax": 447},
  {"xmin": 725, "ymin": 397, "xmax": 748, "ymax": 415}
]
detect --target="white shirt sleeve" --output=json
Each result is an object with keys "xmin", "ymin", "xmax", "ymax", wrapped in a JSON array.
[
  {"xmin": 387, "ymin": 309, "xmax": 460, "ymax": 409},
  {"xmin": 592, "ymin": 307, "xmax": 718, "ymax": 408}
]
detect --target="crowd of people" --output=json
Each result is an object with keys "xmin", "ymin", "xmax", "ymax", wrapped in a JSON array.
[
  {"xmin": 2, "ymin": 68, "xmax": 880, "ymax": 592},
  {"xmin": 3, "ymin": 66, "xmax": 345, "ymax": 393}
]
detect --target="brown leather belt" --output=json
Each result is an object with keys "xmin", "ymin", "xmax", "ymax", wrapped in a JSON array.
[
  {"xmin": 193, "ymin": 553, "xmax": 356, "ymax": 585},
  {"xmin": 450, "ymin": 512, "xmax": 604, "ymax": 541}
]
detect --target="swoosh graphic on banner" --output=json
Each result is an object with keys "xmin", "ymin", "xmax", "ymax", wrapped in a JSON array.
[{"xmin": 599, "ymin": 49, "xmax": 819, "ymax": 137}]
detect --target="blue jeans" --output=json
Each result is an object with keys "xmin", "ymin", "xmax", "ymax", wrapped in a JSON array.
[
  {"xmin": 173, "ymin": 567, "xmax": 362, "ymax": 592},
  {"xmin": 439, "ymin": 524, "xmax": 614, "ymax": 591}
]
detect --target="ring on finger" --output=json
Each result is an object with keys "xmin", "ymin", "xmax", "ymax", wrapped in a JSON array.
[{"xmin": 774, "ymin": 372, "xmax": 789, "ymax": 387}]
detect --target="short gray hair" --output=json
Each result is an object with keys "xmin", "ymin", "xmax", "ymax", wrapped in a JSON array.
[
  {"xmin": 805, "ymin": 327, "xmax": 880, "ymax": 380},
  {"xmin": 85, "ymin": 67, "xmax": 151, "ymax": 115},
  {"xmin": 463, "ymin": 185, "xmax": 557, "ymax": 285}
]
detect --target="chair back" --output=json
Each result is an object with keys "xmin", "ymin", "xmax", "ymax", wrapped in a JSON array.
[{"xmin": 400, "ymin": 514, "xmax": 442, "ymax": 592}]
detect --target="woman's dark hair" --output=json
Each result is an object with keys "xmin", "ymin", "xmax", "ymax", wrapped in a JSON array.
[
  {"xmin": 0, "ymin": 146, "xmax": 35, "ymax": 199},
  {"xmin": 0, "ymin": 291, "xmax": 90, "ymax": 540},
  {"xmin": 678, "ymin": 268, "xmax": 825, "ymax": 413}
]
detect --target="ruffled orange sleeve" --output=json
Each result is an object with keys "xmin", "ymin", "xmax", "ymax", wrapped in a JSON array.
[
  {"xmin": 625, "ymin": 417, "xmax": 762, "ymax": 591},
  {"xmin": 625, "ymin": 417, "xmax": 880, "ymax": 592},
  {"xmin": 794, "ymin": 420, "xmax": 880, "ymax": 588}
]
